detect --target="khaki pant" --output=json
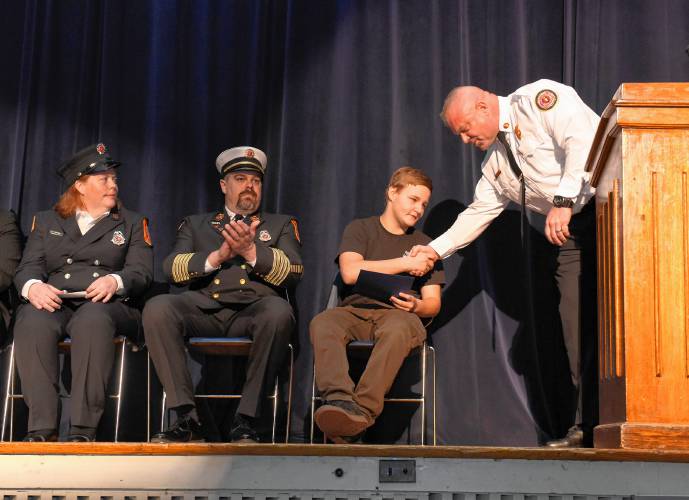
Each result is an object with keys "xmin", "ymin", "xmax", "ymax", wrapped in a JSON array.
[{"xmin": 310, "ymin": 305, "xmax": 426, "ymax": 421}]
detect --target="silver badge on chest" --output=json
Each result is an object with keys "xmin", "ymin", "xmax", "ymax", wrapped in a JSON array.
[
  {"xmin": 111, "ymin": 230, "xmax": 126, "ymax": 246},
  {"xmin": 258, "ymin": 230, "xmax": 271, "ymax": 242}
]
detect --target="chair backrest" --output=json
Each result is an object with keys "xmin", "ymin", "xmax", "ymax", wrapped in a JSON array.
[{"xmin": 325, "ymin": 273, "xmax": 347, "ymax": 310}]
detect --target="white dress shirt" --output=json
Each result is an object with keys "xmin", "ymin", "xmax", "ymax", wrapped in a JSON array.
[{"xmin": 430, "ymin": 79, "xmax": 600, "ymax": 259}]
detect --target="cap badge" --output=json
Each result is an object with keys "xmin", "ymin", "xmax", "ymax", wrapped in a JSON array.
[
  {"xmin": 245, "ymin": 149, "xmax": 255, "ymax": 158},
  {"xmin": 258, "ymin": 230, "xmax": 271, "ymax": 242},
  {"xmin": 96, "ymin": 143, "xmax": 107, "ymax": 155},
  {"xmin": 535, "ymin": 89, "xmax": 557, "ymax": 111},
  {"xmin": 111, "ymin": 230, "xmax": 126, "ymax": 246}
]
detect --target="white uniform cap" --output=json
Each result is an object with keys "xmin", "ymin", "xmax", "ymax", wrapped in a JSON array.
[{"xmin": 215, "ymin": 146, "xmax": 267, "ymax": 178}]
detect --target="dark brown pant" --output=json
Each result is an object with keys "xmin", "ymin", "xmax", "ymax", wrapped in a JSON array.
[{"xmin": 310, "ymin": 305, "xmax": 425, "ymax": 421}]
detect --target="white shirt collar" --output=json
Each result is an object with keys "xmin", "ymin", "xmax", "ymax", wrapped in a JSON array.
[
  {"xmin": 75, "ymin": 209, "xmax": 110, "ymax": 235},
  {"xmin": 497, "ymin": 96, "xmax": 513, "ymax": 135}
]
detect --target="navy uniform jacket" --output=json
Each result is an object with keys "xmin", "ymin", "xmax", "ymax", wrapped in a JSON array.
[
  {"xmin": 0, "ymin": 210, "xmax": 22, "ymax": 342},
  {"xmin": 164, "ymin": 210, "xmax": 303, "ymax": 305},
  {"xmin": 14, "ymin": 207, "xmax": 153, "ymax": 300}
]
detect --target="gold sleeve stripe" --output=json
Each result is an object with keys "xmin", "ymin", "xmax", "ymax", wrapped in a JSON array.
[
  {"xmin": 290, "ymin": 264, "xmax": 304, "ymax": 275},
  {"xmin": 31, "ymin": 216, "xmax": 36, "ymax": 232},
  {"xmin": 172, "ymin": 253, "xmax": 195, "ymax": 283},
  {"xmin": 264, "ymin": 248, "xmax": 291, "ymax": 286}
]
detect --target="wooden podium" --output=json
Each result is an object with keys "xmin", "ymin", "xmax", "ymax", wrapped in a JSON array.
[{"xmin": 585, "ymin": 82, "xmax": 689, "ymax": 449}]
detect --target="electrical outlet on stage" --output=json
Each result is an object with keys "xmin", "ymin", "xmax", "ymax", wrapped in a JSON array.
[{"xmin": 378, "ymin": 459, "xmax": 416, "ymax": 483}]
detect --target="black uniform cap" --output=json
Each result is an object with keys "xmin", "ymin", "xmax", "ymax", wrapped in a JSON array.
[{"xmin": 57, "ymin": 143, "xmax": 121, "ymax": 187}]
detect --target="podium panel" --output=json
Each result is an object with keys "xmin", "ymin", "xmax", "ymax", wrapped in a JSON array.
[{"xmin": 586, "ymin": 83, "xmax": 689, "ymax": 449}]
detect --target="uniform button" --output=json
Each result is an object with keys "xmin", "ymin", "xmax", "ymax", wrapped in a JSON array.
[
  {"xmin": 93, "ymin": 272, "xmax": 100, "ymax": 278},
  {"xmin": 64, "ymin": 273, "xmax": 71, "ymax": 279},
  {"xmin": 66, "ymin": 258, "xmax": 73, "ymax": 264},
  {"xmin": 212, "ymin": 293, "xmax": 220, "ymax": 299},
  {"xmin": 240, "ymin": 264, "xmax": 246, "ymax": 270},
  {"xmin": 94, "ymin": 260, "xmax": 100, "ymax": 266},
  {"xmin": 213, "ymin": 278, "xmax": 220, "ymax": 285},
  {"xmin": 239, "ymin": 278, "xmax": 246, "ymax": 285}
]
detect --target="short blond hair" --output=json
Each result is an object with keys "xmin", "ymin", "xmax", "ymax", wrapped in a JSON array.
[{"xmin": 387, "ymin": 167, "xmax": 433, "ymax": 194}]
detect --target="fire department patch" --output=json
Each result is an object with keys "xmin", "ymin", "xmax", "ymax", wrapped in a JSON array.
[
  {"xmin": 535, "ymin": 89, "xmax": 557, "ymax": 111},
  {"xmin": 290, "ymin": 219, "xmax": 301, "ymax": 244},
  {"xmin": 142, "ymin": 218, "xmax": 152, "ymax": 247},
  {"xmin": 111, "ymin": 230, "xmax": 126, "ymax": 246}
]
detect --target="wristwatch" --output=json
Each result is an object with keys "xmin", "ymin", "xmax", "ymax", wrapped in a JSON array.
[{"xmin": 552, "ymin": 195, "xmax": 574, "ymax": 208}]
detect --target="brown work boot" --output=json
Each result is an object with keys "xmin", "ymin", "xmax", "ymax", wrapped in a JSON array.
[{"xmin": 315, "ymin": 400, "xmax": 371, "ymax": 439}]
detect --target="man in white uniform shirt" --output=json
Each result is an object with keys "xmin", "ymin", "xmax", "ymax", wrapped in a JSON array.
[{"xmin": 412, "ymin": 79, "xmax": 599, "ymax": 447}]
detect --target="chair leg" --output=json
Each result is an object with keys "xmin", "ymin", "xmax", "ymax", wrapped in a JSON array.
[
  {"xmin": 1, "ymin": 343, "xmax": 15, "ymax": 442},
  {"xmin": 285, "ymin": 344, "xmax": 294, "ymax": 443},
  {"xmin": 271, "ymin": 376, "xmax": 279, "ymax": 444},
  {"xmin": 421, "ymin": 342, "xmax": 427, "ymax": 446},
  {"xmin": 160, "ymin": 391, "xmax": 167, "ymax": 434},
  {"xmin": 113, "ymin": 339, "xmax": 126, "ymax": 443},
  {"xmin": 146, "ymin": 350, "xmax": 151, "ymax": 442},
  {"xmin": 428, "ymin": 346, "xmax": 437, "ymax": 446},
  {"xmin": 310, "ymin": 359, "xmax": 316, "ymax": 444}
]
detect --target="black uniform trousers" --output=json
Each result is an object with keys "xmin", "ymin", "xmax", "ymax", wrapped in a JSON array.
[
  {"xmin": 143, "ymin": 291, "xmax": 294, "ymax": 419},
  {"xmin": 14, "ymin": 300, "xmax": 142, "ymax": 432},
  {"xmin": 533, "ymin": 199, "xmax": 597, "ymax": 433}
]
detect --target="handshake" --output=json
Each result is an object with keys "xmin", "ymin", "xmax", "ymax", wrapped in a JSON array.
[{"xmin": 403, "ymin": 245, "xmax": 440, "ymax": 277}]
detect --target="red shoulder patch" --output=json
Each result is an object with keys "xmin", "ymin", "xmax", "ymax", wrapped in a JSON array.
[
  {"xmin": 535, "ymin": 89, "xmax": 557, "ymax": 111},
  {"xmin": 142, "ymin": 218, "xmax": 153, "ymax": 246},
  {"xmin": 290, "ymin": 219, "xmax": 301, "ymax": 244}
]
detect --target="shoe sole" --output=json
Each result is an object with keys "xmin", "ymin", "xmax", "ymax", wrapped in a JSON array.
[
  {"xmin": 150, "ymin": 437, "xmax": 205, "ymax": 444},
  {"xmin": 315, "ymin": 406, "xmax": 369, "ymax": 438}
]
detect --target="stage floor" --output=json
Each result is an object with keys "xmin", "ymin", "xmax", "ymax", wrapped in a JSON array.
[{"xmin": 2, "ymin": 443, "xmax": 689, "ymax": 499}]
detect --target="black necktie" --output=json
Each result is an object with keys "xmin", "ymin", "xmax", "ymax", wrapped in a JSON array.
[
  {"xmin": 496, "ymin": 131, "xmax": 528, "ymax": 246},
  {"xmin": 496, "ymin": 131, "xmax": 523, "ymax": 181}
]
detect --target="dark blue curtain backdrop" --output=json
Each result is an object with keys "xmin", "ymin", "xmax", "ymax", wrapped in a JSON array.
[{"xmin": 1, "ymin": 0, "xmax": 689, "ymax": 444}]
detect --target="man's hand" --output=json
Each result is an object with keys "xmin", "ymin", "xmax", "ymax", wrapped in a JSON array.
[
  {"xmin": 27, "ymin": 282, "xmax": 63, "ymax": 312},
  {"xmin": 390, "ymin": 292, "xmax": 420, "ymax": 314},
  {"xmin": 407, "ymin": 245, "xmax": 440, "ymax": 276},
  {"xmin": 224, "ymin": 219, "xmax": 260, "ymax": 261},
  {"xmin": 545, "ymin": 207, "xmax": 573, "ymax": 246},
  {"xmin": 85, "ymin": 275, "xmax": 119, "ymax": 303},
  {"xmin": 207, "ymin": 231, "xmax": 238, "ymax": 268}
]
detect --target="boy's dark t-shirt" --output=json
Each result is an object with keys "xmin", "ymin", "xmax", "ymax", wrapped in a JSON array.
[{"xmin": 337, "ymin": 216, "xmax": 445, "ymax": 308}]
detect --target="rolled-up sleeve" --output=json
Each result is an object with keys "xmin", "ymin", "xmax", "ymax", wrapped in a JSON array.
[{"xmin": 429, "ymin": 175, "xmax": 509, "ymax": 259}]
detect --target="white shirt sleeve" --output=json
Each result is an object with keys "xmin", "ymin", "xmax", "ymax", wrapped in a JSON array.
[
  {"xmin": 204, "ymin": 258, "xmax": 220, "ymax": 273},
  {"xmin": 429, "ymin": 175, "xmax": 510, "ymax": 259},
  {"xmin": 541, "ymin": 88, "xmax": 599, "ymax": 199},
  {"xmin": 21, "ymin": 279, "xmax": 43, "ymax": 300},
  {"xmin": 108, "ymin": 274, "xmax": 125, "ymax": 296}
]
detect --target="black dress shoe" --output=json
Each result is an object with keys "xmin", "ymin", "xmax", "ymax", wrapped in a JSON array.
[
  {"xmin": 67, "ymin": 434, "xmax": 95, "ymax": 442},
  {"xmin": 546, "ymin": 426, "xmax": 584, "ymax": 448},
  {"xmin": 23, "ymin": 429, "xmax": 58, "ymax": 442},
  {"xmin": 230, "ymin": 414, "xmax": 259, "ymax": 443},
  {"xmin": 151, "ymin": 415, "xmax": 204, "ymax": 443}
]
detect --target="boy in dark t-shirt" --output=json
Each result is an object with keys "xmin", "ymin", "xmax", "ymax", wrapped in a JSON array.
[{"xmin": 310, "ymin": 167, "xmax": 445, "ymax": 443}]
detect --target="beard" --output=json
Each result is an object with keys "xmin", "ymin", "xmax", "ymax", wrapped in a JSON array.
[{"xmin": 236, "ymin": 191, "xmax": 259, "ymax": 212}]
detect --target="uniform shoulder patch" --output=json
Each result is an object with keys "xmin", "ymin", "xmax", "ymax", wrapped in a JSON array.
[
  {"xmin": 535, "ymin": 89, "xmax": 557, "ymax": 111},
  {"xmin": 290, "ymin": 218, "xmax": 301, "ymax": 244},
  {"xmin": 142, "ymin": 218, "xmax": 153, "ymax": 247}
]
